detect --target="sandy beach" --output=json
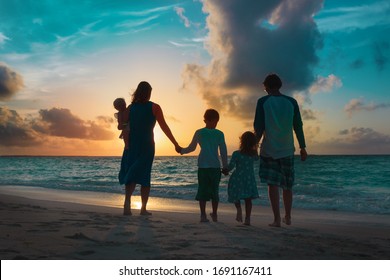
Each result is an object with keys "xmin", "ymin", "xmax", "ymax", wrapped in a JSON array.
[{"xmin": 0, "ymin": 186, "xmax": 389, "ymax": 260}]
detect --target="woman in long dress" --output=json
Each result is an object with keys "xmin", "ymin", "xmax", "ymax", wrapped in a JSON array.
[{"xmin": 119, "ymin": 81, "xmax": 180, "ymax": 215}]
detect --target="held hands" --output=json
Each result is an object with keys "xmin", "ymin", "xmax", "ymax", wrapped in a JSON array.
[
  {"xmin": 221, "ymin": 168, "xmax": 229, "ymax": 176},
  {"xmin": 300, "ymin": 148, "xmax": 307, "ymax": 161},
  {"xmin": 174, "ymin": 143, "xmax": 182, "ymax": 154}
]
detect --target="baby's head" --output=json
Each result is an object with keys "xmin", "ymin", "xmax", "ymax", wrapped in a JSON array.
[{"xmin": 113, "ymin": 98, "xmax": 126, "ymax": 111}]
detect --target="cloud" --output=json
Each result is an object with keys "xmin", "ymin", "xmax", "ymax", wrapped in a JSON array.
[
  {"xmin": 120, "ymin": 4, "xmax": 177, "ymax": 17},
  {"xmin": 116, "ymin": 15, "xmax": 160, "ymax": 29},
  {"xmin": 0, "ymin": 63, "xmax": 24, "ymax": 101},
  {"xmin": 373, "ymin": 41, "xmax": 389, "ymax": 72},
  {"xmin": 114, "ymin": 4, "xmax": 178, "ymax": 35},
  {"xmin": 32, "ymin": 18, "xmax": 43, "ymax": 25},
  {"xmin": 344, "ymin": 98, "xmax": 390, "ymax": 117},
  {"xmin": 169, "ymin": 41, "xmax": 198, "ymax": 48},
  {"xmin": 349, "ymin": 58, "xmax": 364, "ymax": 69},
  {"xmin": 302, "ymin": 125, "xmax": 321, "ymax": 143},
  {"xmin": 316, "ymin": 127, "xmax": 390, "ymax": 154},
  {"xmin": 169, "ymin": 37, "xmax": 206, "ymax": 51},
  {"xmin": 0, "ymin": 107, "xmax": 42, "ymax": 147},
  {"xmin": 338, "ymin": 129, "xmax": 349, "ymax": 135},
  {"xmin": 32, "ymin": 108, "xmax": 114, "ymax": 140},
  {"xmin": 0, "ymin": 106, "xmax": 115, "ymax": 147},
  {"xmin": 292, "ymin": 74, "xmax": 342, "ymax": 105},
  {"xmin": 175, "ymin": 7, "xmax": 191, "ymax": 27},
  {"xmin": 182, "ymin": 0, "xmax": 324, "ymax": 120},
  {"xmin": 339, "ymin": 127, "xmax": 390, "ymax": 152},
  {"xmin": 166, "ymin": 115, "xmax": 181, "ymax": 123},
  {"xmin": 1, "ymin": 53, "xmax": 31, "ymax": 62},
  {"xmin": 0, "ymin": 32, "xmax": 10, "ymax": 47},
  {"xmin": 301, "ymin": 109, "xmax": 318, "ymax": 121},
  {"xmin": 308, "ymin": 74, "xmax": 342, "ymax": 94},
  {"xmin": 316, "ymin": 1, "xmax": 390, "ymax": 32},
  {"xmin": 0, "ymin": 2, "xmax": 174, "ymax": 60}
]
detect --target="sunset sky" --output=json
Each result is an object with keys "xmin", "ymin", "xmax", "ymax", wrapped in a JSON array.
[{"xmin": 1, "ymin": 0, "xmax": 389, "ymax": 156}]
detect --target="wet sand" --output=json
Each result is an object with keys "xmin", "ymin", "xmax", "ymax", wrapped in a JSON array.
[{"xmin": 0, "ymin": 186, "xmax": 389, "ymax": 260}]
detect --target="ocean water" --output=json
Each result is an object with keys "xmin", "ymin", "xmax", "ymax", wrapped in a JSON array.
[{"xmin": 0, "ymin": 155, "xmax": 389, "ymax": 214}]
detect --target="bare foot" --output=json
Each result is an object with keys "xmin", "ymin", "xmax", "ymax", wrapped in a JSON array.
[
  {"xmin": 200, "ymin": 215, "xmax": 209, "ymax": 223},
  {"xmin": 123, "ymin": 209, "xmax": 132, "ymax": 216},
  {"xmin": 268, "ymin": 221, "xmax": 281, "ymax": 227},
  {"xmin": 236, "ymin": 211, "xmax": 243, "ymax": 222},
  {"xmin": 244, "ymin": 217, "xmax": 251, "ymax": 226},
  {"xmin": 140, "ymin": 210, "xmax": 152, "ymax": 216},
  {"xmin": 283, "ymin": 216, "xmax": 291, "ymax": 225},
  {"xmin": 123, "ymin": 202, "xmax": 131, "ymax": 216},
  {"xmin": 210, "ymin": 213, "xmax": 218, "ymax": 222}
]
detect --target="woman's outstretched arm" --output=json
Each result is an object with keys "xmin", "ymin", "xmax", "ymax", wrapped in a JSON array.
[{"xmin": 153, "ymin": 103, "xmax": 180, "ymax": 151}]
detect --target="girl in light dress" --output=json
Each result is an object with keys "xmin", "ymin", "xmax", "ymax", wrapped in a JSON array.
[{"xmin": 227, "ymin": 131, "xmax": 259, "ymax": 225}]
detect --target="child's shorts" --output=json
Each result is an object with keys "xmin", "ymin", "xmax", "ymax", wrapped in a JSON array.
[
  {"xmin": 259, "ymin": 155, "xmax": 294, "ymax": 190},
  {"xmin": 196, "ymin": 168, "xmax": 221, "ymax": 201}
]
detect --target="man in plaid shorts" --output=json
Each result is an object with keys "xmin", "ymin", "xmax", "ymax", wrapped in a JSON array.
[{"xmin": 254, "ymin": 74, "xmax": 307, "ymax": 227}]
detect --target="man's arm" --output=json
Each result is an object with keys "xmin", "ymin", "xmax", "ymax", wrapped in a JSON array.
[
  {"xmin": 292, "ymin": 100, "xmax": 307, "ymax": 161},
  {"xmin": 254, "ymin": 99, "xmax": 265, "ymax": 143},
  {"xmin": 292, "ymin": 101, "xmax": 306, "ymax": 149}
]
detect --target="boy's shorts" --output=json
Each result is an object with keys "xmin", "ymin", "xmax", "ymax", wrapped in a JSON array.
[
  {"xmin": 259, "ymin": 155, "xmax": 294, "ymax": 190},
  {"xmin": 196, "ymin": 168, "xmax": 221, "ymax": 201}
]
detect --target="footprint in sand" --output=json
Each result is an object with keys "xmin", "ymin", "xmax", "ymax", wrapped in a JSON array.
[
  {"xmin": 65, "ymin": 232, "xmax": 98, "ymax": 242},
  {"xmin": 77, "ymin": 250, "xmax": 96, "ymax": 256}
]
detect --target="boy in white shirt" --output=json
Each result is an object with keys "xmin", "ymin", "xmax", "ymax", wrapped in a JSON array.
[{"xmin": 180, "ymin": 109, "xmax": 229, "ymax": 222}]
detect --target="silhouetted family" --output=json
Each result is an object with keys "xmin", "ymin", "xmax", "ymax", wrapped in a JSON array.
[{"xmin": 114, "ymin": 74, "xmax": 307, "ymax": 227}]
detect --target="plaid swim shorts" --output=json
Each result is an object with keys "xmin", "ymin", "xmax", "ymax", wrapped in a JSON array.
[{"xmin": 259, "ymin": 155, "xmax": 295, "ymax": 190}]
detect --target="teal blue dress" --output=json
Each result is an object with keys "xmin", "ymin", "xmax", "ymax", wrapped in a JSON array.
[
  {"xmin": 119, "ymin": 101, "xmax": 156, "ymax": 186},
  {"xmin": 227, "ymin": 151, "xmax": 259, "ymax": 203}
]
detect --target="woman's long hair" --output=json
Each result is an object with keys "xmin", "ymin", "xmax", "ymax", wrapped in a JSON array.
[{"xmin": 131, "ymin": 81, "xmax": 152, "ymax": 104}]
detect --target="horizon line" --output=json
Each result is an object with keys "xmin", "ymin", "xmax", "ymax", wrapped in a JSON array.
[{"xmin": 1, "ymin": 154, "xmax": 390, "ymax": 158}]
